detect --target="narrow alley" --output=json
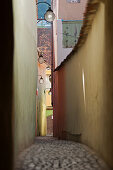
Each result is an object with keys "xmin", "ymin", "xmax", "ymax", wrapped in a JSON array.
[
  {"xmin": 15, "ymin": 137, "xmax": 109, "ymax": 170},
  {"xmin": 1, "ymin": 0, "xmax": 113, "ymax": 170}
]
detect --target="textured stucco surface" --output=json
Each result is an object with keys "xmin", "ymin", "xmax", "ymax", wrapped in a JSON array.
[
  {"xmin": 63, "ymin": 1, "xmax": 113, "ymax": 168},
  {"xmin": 13, "ymin": 0, "xmax": 37, "ymax": 155}
]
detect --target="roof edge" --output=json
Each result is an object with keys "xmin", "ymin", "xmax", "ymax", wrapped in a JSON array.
[{"xmin": 55, "ymin": 0, "xmax": 100, "ymax": 71}]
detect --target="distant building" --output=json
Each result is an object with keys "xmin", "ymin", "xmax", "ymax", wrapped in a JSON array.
[
  {"xmin": 52, "ymin": 0, "xmax": 88, "ymax": 137},
  {"xmin": 37, "ymin": 0, "xmax": 53, "ymax": 136},
  {"xmin": 53, "ymin": 0, "xmax": 87, "ymax": 67}
]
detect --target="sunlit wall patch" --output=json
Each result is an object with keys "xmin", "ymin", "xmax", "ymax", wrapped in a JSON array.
[{"xmin": 82, "ymin": 69, "xmax": 86, "ymax": 109}]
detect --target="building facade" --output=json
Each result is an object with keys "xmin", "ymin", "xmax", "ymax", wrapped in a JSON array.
[
  {"xmin": 37, "ymin": 0, "xmax": 53, "ymax": 136},
  {"xmin": 53, "ymin": 0, "xmax": 113, "ymax": 168},
  {"xmin": 52, "ymin": 0, "xmax": 87, "ymax": 137}
]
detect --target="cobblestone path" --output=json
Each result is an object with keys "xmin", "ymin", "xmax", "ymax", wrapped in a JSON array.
[{"xmin": 15, "ymin": 137, "xmax": 110, "ymax": 170}]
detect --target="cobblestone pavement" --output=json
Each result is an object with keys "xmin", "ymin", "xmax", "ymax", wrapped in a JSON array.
[{"xmin": 15, "ymin": 137, "xmax": 110, "ymax": 170}]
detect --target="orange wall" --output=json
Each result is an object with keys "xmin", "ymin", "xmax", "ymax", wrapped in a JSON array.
[
  {"xmin": 53, "ymin": 67, "xmax": 66, "ymax": 138},
  {"xmin": 53, "ymin": 71, "xmax": 58, "ymax": 137}
]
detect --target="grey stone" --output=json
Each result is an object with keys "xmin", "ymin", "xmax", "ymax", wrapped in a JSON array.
[
  {"xmin": 28, "ymin": 163, "xmax": 35, "ymax": 168},
  {"xmin": 35, "ymin": 166, "xmax": 41, "ymax": 170},
  {"xmin": 15, "ymin": 137, "xmax": 110, "ymax": 170}
]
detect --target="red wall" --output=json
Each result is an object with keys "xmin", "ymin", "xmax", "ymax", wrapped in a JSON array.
[
  {"xmin": 53, "ymin": 67, "xmax": 66, "ymax": 139},
  {"xmin": 47, "ymin": 116, "xmax": 53, "ymax": 135}
]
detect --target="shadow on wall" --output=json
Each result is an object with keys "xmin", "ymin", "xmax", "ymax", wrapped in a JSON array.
[
  {"xmin": 64, "ymin": 1, "xmax": 113, "ymax": 168},
  {"xmin": 54, "ymin": 1, "xmax": 113, "ymax": 169},
  {"xmin": 103, "ymin": 0, "xmax": 113, "ymax": 167},
  {"xmin": 0, "ymin": 1, "xmax": 14, "ymax": 170},
  {"xmin": 1, "ymin": 0, "xmax": 38, "ymax": 170}
]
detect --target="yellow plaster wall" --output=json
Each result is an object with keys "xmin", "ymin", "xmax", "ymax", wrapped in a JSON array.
[
  {"xmin": 46, "ymin": 70, "xmax": 51, "ymax": 75},
  {"xmin": 65, "ymin": 1, "xmax": 113, "ymax": 168},
  {"xmin": 13, "ymin": 0, "xmax": 37, "ymax": 155},
  {"xmin": 37, "ymin": 63, "xmax": 47, "ymax": 136}
]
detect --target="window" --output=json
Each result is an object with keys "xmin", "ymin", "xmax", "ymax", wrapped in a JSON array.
[{"xmin": 62, "ymin": 21, "xmax": 83, "ymax": 48}]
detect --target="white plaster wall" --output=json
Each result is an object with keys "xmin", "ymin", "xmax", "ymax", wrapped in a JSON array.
[
  {"xmin": 46, "ymin": 75, "xmax": 51, "ymax": 89},
  {"xmin": 57, "ymin": 19, "xmax": 73, "ymax": 66},
  {"xmin": 53, "ymin": 0, "xmax": 58, "ymax": 68}
]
